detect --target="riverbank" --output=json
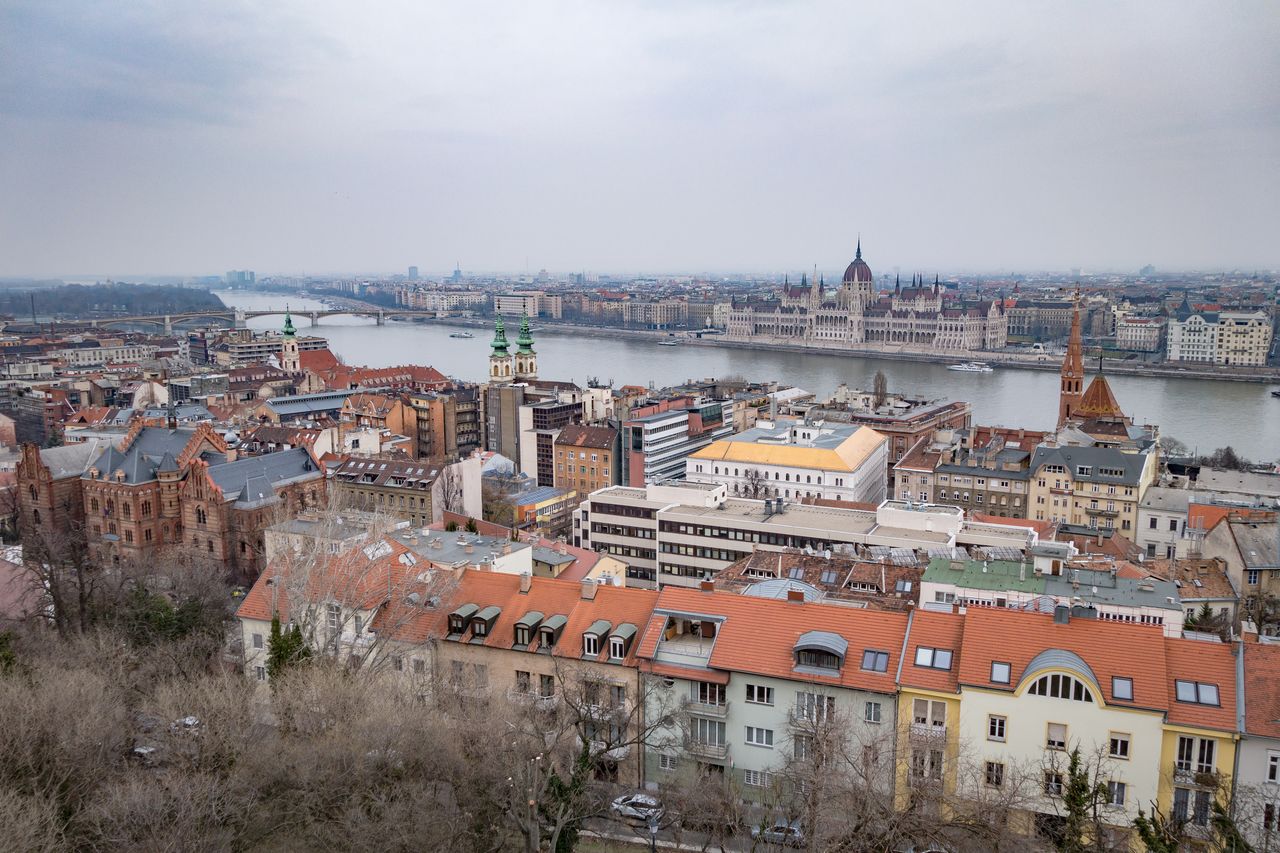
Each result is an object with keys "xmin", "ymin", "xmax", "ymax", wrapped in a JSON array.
[{"xmin": 390, "ymin": 315, "xmax": 1280, "ymax": 385}]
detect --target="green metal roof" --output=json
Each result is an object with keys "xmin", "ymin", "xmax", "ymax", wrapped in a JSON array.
[{"xmin": 921, "ymin": 557, "xmax": 1046, "ymax": 594}]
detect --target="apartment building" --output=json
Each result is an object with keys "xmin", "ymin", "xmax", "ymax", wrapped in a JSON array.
[
  {"xmin": 1201, "ymin": 515, "xmax": 1280, "ymax": 602},
  {"xmin": 518, "ymin": 399, "xmax": 584, "ymax": 487},
  {"xmin": 1137, "ymin": 487, "xmax": 1193, "ymax": 559},
  {"xmin": 1217, "ymin": 311, "xmax": 1273, "ymax": 367},
  {"xmin": 56, "ymin": 343, "xmax": 158, "ymax": 366},
  {"xmin": 331, "ymin": 455, "xmax": 482, "ymax": 526},
  {"xmin": 554, "ymin": 425, "xmax": 621, "ymax": 498},
  {"xmin": 686, "ymin": 419, "xmax": 888, "ymax": 505},
  {"xmin": 638, "ymin": 585, "xmax": 905, "ymax": 796},
  {"xmin": 1114, "ymin": 316, "xmax": 1165, "ymax": 353},
  {"xmin": 622, "ymin": 397, "xmax": 733, "ymax": 485},
  {"xmin": 1028, "ymin": 445, "xmax": 1157, "ymax": 534},
  {"xmin": 573, "ymin": 480, "xmax": 1038, "ymax": 589},
  {"xmin": 896, "ymin": 428, "xmax": 1039, "ymax": 519}
]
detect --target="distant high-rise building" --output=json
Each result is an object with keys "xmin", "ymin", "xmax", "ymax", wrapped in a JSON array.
[
  {"xmin": 408, "ymin": 265, "xmax": 419, "ymax": 280},
  {"xmin": 451, "ymin": 264, "xmax": 463, "ymax": 283},
  {"xmin": 224, "ymin": 270, "xmax": 255, "ymax": 286}
]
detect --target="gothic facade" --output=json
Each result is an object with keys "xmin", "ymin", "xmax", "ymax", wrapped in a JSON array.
[{"xmin": 727, "ymin": 242, "xmax": 1007, "ymax": 352}]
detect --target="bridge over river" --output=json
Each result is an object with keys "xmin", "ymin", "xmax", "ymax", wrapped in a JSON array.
[{"xmin": 58, "ymin": 305, "xmax": 442, "ymax": 333}]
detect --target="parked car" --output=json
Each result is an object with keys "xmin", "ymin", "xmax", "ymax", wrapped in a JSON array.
[
  {"xmin": 610, "ymin": 793, "xmax": 665, "ymax": 822},
  {"xmin": 750, "ymin": 819, "xmax": 805, "ymax": 847}
]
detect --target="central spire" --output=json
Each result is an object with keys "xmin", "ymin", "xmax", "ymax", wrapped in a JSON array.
[
  {"xmin": 856, "ymin": 236, "xmax": 862, "ymax": 260},
  {"xmin": 282, "ymin": 306, "xmax": 295, "ymax": 338}
]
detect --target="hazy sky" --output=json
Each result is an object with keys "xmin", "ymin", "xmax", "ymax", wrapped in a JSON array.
[{"xmin": 2, "ymin": 1, "xmax": 1277, "ymax": 278}]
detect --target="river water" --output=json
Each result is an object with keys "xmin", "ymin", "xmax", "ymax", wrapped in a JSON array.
[{"xmin": 216, "ymin": 291, "xmax": 1279, "ymax": 462}]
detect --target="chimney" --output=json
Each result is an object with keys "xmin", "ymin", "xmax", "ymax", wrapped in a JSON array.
[
  {"xmin": 520, "ymin": 572, "xmax": 531, "ymax": 594},
  {"xmin": 1053, "ymin": 604, "xmax": 1071, "ymax": 625},
  {"xmin": 465, "ymin": 543, "xmax": 474, "ymax": 554},
  {"xmin": 581, "ymin": 579, "xmax": 597, "ymax": 600},
  {"xmin": 699, "ymin": 579, "xmax": 715, "ymax": 593},
  {"xmin": 786, "ymin": 588, "xmax": 804, "ymax": 603}
]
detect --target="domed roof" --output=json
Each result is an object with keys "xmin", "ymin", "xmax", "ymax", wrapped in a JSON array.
[{"xmin": 842, "ymin": 239, "xmax": 873, "ymax": 284}]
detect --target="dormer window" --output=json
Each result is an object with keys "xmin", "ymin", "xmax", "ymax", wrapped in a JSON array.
[
  {"xmin": 794, "ymin": 631, "xmax": 848, "ymax": 673},
  {"xmin": 447, "ymin": 603, "xmax": 478, "ymax": 639},
  {"xmin": 582, "ymin": 620, "xmax": 610, "ymax": 658},
  {"xmin": 470, "ymin": 606, "xmax": 500, "ymax": 642},
  {"xmin": 514, "ymin": 611, "xmax": 543, "ymax": 649},
  {"xmin": 608, "ymin": 623, "xmax": 637, "ymax": 660},
  {"xmin": 538, "ymin": 615, "xmax": 567, "ymax": 652}
]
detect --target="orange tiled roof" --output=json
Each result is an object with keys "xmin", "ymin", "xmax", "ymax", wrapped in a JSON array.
[
  {"xmin": 298, "ymin": 348, "xmax": 341, "ymax": 373},
  {"xmin": 639, "ymin": 586, "xmax": 909, "ymax": 695},
  {"xmin": 1163, "ymin": 637, "xmax": 1237, "ymax": 732},
  {"xmin": 900, "ymin": 609, "xmax": 964, "ymax": 694},
  {"xmin": 969, "ymin": 513, "xmax": 1058, "ymax": 539},
  {"xmin": 1243, "ymin": 641, "xmax": 1280, "ymax": 738},
  {"xmin": 958, "ymin": 607, "xmax": 1167, "ymax": 711}
]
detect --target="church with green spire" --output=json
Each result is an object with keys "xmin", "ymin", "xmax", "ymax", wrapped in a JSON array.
[
  {"xmin": 279, "ymin": 307, "xmax": 300, "ymax": 372},
  {"xmin": 488, "ymin": 314, "xmax": 537, "ymax": 383}
]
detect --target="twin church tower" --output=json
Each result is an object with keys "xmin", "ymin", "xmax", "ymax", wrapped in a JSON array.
[{"xmin": 488, "ymin": 314, "xmax": 538, "ymax": 384}]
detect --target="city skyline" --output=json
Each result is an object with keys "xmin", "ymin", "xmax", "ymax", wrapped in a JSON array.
[{"xmin": 2, "ymin": 1, "xmax": 1278, "ymax": 278}]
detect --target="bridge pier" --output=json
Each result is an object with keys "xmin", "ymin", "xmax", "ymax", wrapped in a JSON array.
[
  {"xmin": 377, "ymin": 309, "xmax": 386, "ymax": 326},
  {"xmin": 309, "ymin": 311, "xmax": 318, "ymax": 327},
  {"xmin": 234, "ymin": 308, "xmax": 247, "ymax": 330},
  {"xmin": 163, "ymin": 315, "xmax": 172, "ymax": 335}
]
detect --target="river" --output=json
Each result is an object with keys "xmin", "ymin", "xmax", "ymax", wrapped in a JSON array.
[{"xmin": 216, "ymin": 291, "xmax": 1279, "ymax": 462}]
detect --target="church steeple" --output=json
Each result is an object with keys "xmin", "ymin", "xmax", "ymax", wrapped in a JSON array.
[
  {"xmin": 855, "ymin": 237, "xmax": 862, "ymax": 260},
  {"xmin": 489, "ymin": 315, "xmax": 513, "ymax": 384},
  {"xmin": 514, "ymin": 314, "xmax": 537, "ymax": 380},
  {"xmin": 1058, "ymin": 290, "xmax": 1085, "ymax": 428},
  {"xmin": 279, "ymin": 305, "xmax": 300, "ymax": 372},
  {"xmin": 282, "ymin": 307, "xmax": 296, "ymax": 339}
]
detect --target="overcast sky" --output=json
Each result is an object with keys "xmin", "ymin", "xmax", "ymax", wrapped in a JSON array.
[{"xmin": 1, "ymin": 1, "xmax": 1277, "ymax": 278}]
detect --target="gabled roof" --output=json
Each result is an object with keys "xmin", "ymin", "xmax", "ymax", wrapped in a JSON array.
[
  {"xmin": 205, "ymin": 447, "xmax": 322, "ymax": 505},
  {"xmin": 899, "ymin": 609, "xmax": 964, "ymax": 694},
  {"xmin": 1243, "ymin": 641, "xmax": 1280, "ymax": 739},
  {"xmin": 1163, "ymin": 637, "xmax": 1237, "ymax": 732}
]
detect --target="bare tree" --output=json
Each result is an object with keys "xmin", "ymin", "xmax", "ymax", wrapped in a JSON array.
[
  {"xmin": 742, "ymin": 467, "xmax": 770, "ymax": 499},
  {"xmin": 873, "ymin": 371, "xmax": 889, "ymax": 409},
  {"xmin": 437, "ymin": 462, "xmax": 464, "ymax": 517}
]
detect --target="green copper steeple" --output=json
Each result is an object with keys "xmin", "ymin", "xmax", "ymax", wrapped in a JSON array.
[
  {"xmin": 282, "ymin": 307, "xmax": 296, "ymax": 338},
  {"xmin": 515, "ymin": 313, "xmax": 535, "ymax": 353},
  {"xmin": 490, "ymin": 315, "xmax": 510, "ymax": 354}
]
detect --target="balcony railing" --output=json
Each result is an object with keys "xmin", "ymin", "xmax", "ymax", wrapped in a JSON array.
[
  {"xmin": 1172, "ymin": 765, "xmax": 1219, "ymax": 788},
  {"xmin": 684, "ymin": 699, "xmax": 730, "ymax": 718},
  {"xmin": 591, "ymin": 741, "xmax": 632, "ymax": 761},
  {"xmin": 507, "ymin": 688, "xmax": 557, "ymax": 710},
  {"xmin": 683, "ymin": 737, "xmax": 729, "ymax": 760},
  {"xmin": 1084, "ymin": 506, "xmax": 1119, "ymax": 517},
  {"xmin": 909, "ymin": 722, "xmax": 948, "ymax": 742}
]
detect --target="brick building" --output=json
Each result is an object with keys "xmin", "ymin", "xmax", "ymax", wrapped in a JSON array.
[{"xmin": 554, "ymin": 425, "xmax": 620, "ymax": 499}]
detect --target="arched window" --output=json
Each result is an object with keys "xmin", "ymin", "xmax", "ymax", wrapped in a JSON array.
[
  {"xmin": 28, "ymin": 485, "xmax": 36, "ymax": 501},
  {"xmin": 207, "ymin": 539, "xmax": 214, "ymax": 553},
  {"xmin": 32, "ymin": 508, "xmax": 41, "ymax": 525},
  {"xmin": 105, "ymin": 499, "xmax": 114, "ymax": 515},
  {"xmin": 196, "ymin": 507, "xmax": 207, "ymax": 525},
  {"xmin": 122, "ymin": 503, "xmax": 131, "ymax": 520},
  {"xmin": 1028, "ymin": 673, "xmax": 1094, "ymax": 702},
  {"xmin": 142, "ymin": 500, "xmax": 152, "ymax": 517}
]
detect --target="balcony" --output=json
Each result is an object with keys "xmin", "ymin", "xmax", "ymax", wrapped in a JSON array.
[
  {"xmin": 507, "ymin": 689, "xmax": 559, "ymax": 711},
  {"xmin": 683, "ymin": 699, "xmax": 730, "ymax": 719},
  {"xmin": 1173, "ymin": 765, "xmax": 1220, "ymax": 788},
  {"xmin": 909, "ymin": 723, "xmax": 948, "ymax": 742},
  {"xmin": 591, "ymin": 741, "xmax": 632, "ymax": 761},
  {"xmin": 1084, "ymin": 506, "xmax": 1119, "ymax": 517},
  {"xmin": 683, "ymin": 737, "xmax": 729, "ymax": 760}
]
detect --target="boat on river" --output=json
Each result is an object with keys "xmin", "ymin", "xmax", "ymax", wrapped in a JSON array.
[{"xmin": 947, "ymin": 361, "xmax": 994, "ymax": 373}]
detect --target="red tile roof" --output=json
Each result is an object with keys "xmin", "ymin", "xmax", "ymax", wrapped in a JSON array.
[
  {"xmin": 298, "ymin": 348, "xmax": 341, "ymax": 373},
  {"xmin": 1163, "ymin": 637, "xmax": 1237, "ymax": 732},
  {"xmin": 1243, "ymin": 641, "xmax": 1280, "ymax": 738},
  {"xmin": 957, "ymin": 607, "xmax": 1167, "ymax": 710},
  {"xmin": 900, "ymin": 609, "xmax": 964, "ymax": 694}
]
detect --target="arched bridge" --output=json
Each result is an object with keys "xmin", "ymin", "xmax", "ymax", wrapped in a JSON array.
[{"xmin": 69, "ymin": 307, "xmax": 444, "ymax": 333}]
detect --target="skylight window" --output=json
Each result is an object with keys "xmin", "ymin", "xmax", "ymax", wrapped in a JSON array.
[
  {"xmin": 861, "ymin": 650, "xmax": 889, "ymax": 672},
  {"xmin": 1175, "ymin": 680, "xmax": 1220, "ymax": 706},
  {"xmin": 915, "ymin": 647, "xmax": 953, "ymax": 670},
  {"xmin": 991, "ymin": 661, "xmax": 1011, "ymax": 684},
  {"xmin": 1112, "ymin": 676, "xmax": 1133, "ymax": 701}
]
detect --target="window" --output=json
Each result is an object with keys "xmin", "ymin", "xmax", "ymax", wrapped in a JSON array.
[
  {"xmin": 985, "ymin": 761, "xmax": 1005, "ymax": 788},
  {"xmin": 539, "ymin": 674, "xmax": 555, "ymax": 698},
  {"xmin": 793, "ymin": 735, "xmax": 812, "ymax": 760},
  {"xmin": 392, "ymin": 656, "xmax": 403, "ymax": 672},
  {"xmin": 1028, "ymin": 673, "xmax": 1094, "ymax": 702},
  {"xmin": 695, "ymin": 682, "xmax": 726, "ymax": 706},
  {"xmin": 1176, "ymin": 736, "xmax": 1219, "ymax": 773},
  {"xmin": 413, "ymin": 658, "xmax": 425, "ymax": 674},
  {"xmin": 515, "ymin": 670, "xmax": 531, "ymax": 693},
  {"xmin": 583, "ymin": 634, "xmax": 600, "ymax": 657},
  {"xmin": 691, "ymin": 718, "xmax": 725, "ymax": 748},
  {"xmin": 910, "ymin": 749, "xmax": 943, "ymax": 781},
  {"xmin": 1149, "ymin": 517, "xmax": 1158, "ymax": 529},
  {"xmin": 861, "ymin": 649, "xmax": 889, "ymax": 672},
  {"xmin": 914, "ymin": 647, "xmax": 953, "ymax": 670},
  {"xmin": 745, "ymin": 726, "xmax": 774, "ymax": 747},
  {"xmin": 609, "ymin": 636, "xmax": 625, "ymax": 659},
  {"xmin": 1266, "ymin": 803, "xmax": 1276, "ymax": 832},
  {"xmin": 1045, "ymin": 771, "xmax": 1064, "ymax": 796},
  {"xmin": 326, "ymin": 603, "xmax": 340, "ymax": 632},
  {"xmin": 254, "ymin": 666, "xmax": 266, "ymax": 681},
  {"xmin": 1047, "ymin": 722, "xmax": 1067, "ymax": 751},
  {"xmin": 252, "ymin": 633, "xmax": 263, "ymax": 650},
  {"xmin": 796, "ymin": 692, "xmax": 835, "ymax": 723},
  {"xmin": 1110, "ymin": 732, "xmax": 1130, "ymax": 760},
  {"xmin": 745, "ymin": 684, "xmax": 774, "ymax": 705},
  {"xmin": 988, "ymin": 715, "xmax": 1006, "ymax": 742},
  {"xmin": 658, "ymin": 754, "xmax": 678, "ymax": 772},
  {"xmin": 913, "ymin": 698, "xmax": 946, "ymax": 730},
  {"xmin": 865, "ymin": 701, "xmax": 882, "ymax": 723},
  {"xmin": 743, "ymin": 769, "xmax": 773, "ymax": 788},
  {"xmin": 1108, "ymin": 781, "xmax": 1126, "ymax": 807},
  {"xmin": 796, "ymin": 648, "xmax": 841, "ymax": 670},
  {"xmin": 1112, "ymin": 676, "xmax": 1134, "ymax": 701},
  {"xmin": 991, "ymin": 661, "xmax": 1011, "ymax": 684},
  {"xmin": 1248, "ymin": 569, "xmax": 1261, "ymax": 586},
  {"xmin": 1174, "ymin": 680, "xmax": 1220, "ymax": 706},
  {"xmin": 1269, "ymin": 751, "xmax": 1280, "ymax": 783}
]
